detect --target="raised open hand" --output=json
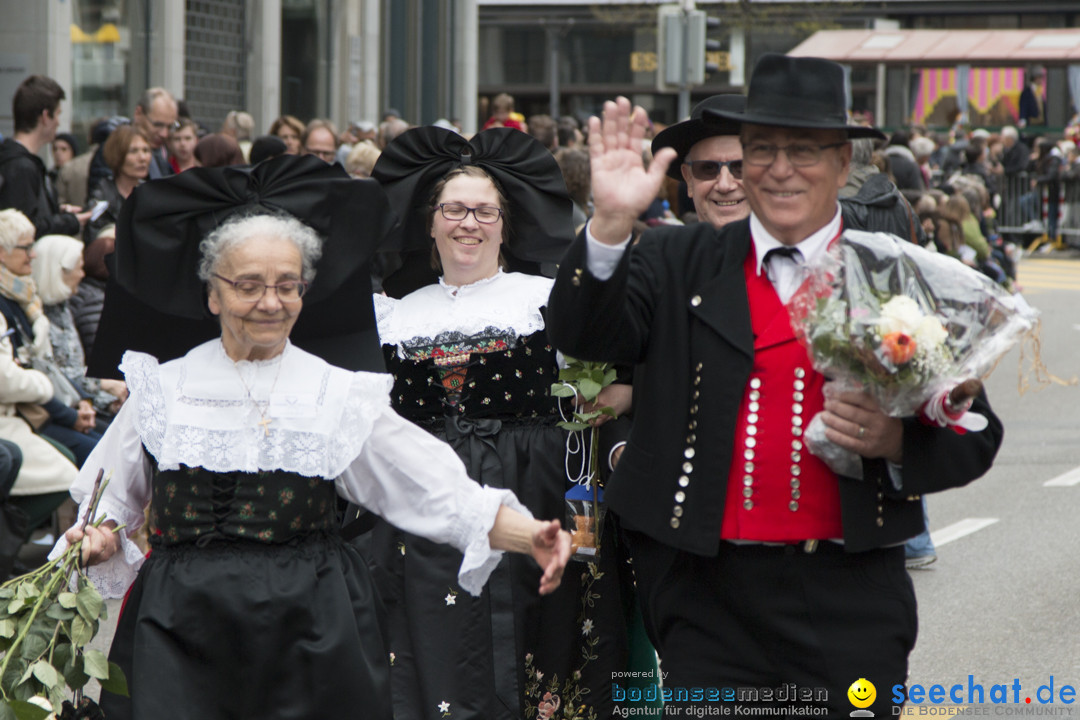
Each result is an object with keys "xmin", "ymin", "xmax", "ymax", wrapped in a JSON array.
[{"xmin": 588, "ymin": 97, "xmax": 677, "ymax": 245}]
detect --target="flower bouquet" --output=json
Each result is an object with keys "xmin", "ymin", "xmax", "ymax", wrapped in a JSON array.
[
  {"xmin": 788, "ymin": 229, "xmax": 1040, "ymax": 477},
  {"xmin": 0, "ymin": 471, "xmax": 127, "ymax": 720}
]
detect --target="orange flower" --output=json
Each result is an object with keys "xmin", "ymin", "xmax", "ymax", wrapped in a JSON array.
[{"xmin": 881, "ymin": 332, "xmax": 917, "ymax": 364}]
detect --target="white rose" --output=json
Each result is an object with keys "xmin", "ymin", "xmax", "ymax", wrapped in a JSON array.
[
  {"xmin": 913, "ymin": 315, "xmax": 948, "ymax": 348},
  {"xmin": 877, "ymin": 296, "xmax": 923, "ymax": 335}
]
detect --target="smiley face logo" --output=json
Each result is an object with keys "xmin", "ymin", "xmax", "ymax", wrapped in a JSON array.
[{"xmin": 847, "ymin": 678, "xmax": 876, "ymax": 709}]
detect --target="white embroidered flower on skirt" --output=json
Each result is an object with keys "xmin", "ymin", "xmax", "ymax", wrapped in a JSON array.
[{"xmin": 581, "ymin": 618, "xmax": 594, "ymax": 636}]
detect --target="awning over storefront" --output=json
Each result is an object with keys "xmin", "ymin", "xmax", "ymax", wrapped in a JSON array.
[{"xmin": 789, "ymin": 29, "xmax": 1080, "ymax": 64}]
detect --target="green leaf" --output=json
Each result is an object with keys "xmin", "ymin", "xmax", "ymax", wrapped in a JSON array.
[
  {"xmin": 99, "ymin": 662, "xmax": 130, "ymax": 698},
  {"xmin": 8, "ymin": 700, "xmax": 49, "ymax": 720},
  {"xmin": 0, "ymin": 700, "xmax": 15, "ymax": 720},
  {"xmin": 599, "ymin": 406, "xmax": 618, "ymax": 417},
  {"xmin": 83, "ymin": 649, "xmax": 110, "ymax": 680},
  {"xmin": 76, "ymin": 586, "xmax": 103, "ymax": 622},
  {"xmin": 602, "ymin": 368, "xmax": 618, "ymax": 386},
  {"xmin": 549, "ymin": 384, "xmax": 577, "ymax": 398},
  {"xmin": 44, "ymin": 603, "xmax": 74, "ymax": 622},
  {"xmin": 62, "ymin": 661, "xmax": 89, "ymax": 693},
  {"xmin": 576, "ymin": 378, "xmax": 602, "ymax": 401},
  {"xmin": 19, "ymin": 633, "xmax": 47, "ymax": 660},
  {"xmin": 556, "ymin": 421, "xmax": 590, "ymax": 432},
  {"xmin": 70, "ymin": 615, "xmax": 93, "ymax": 647},
  {"xmin": 0, "ymin": 617, "xmax": 15, "ymax": 638},
  {"xmin": 57, "ymin": 593, "xmax": 77, "ymax": 610},
  {"xmin": 14, "ymin": 584, "xmax": 37, "ymax": 602},
  {"xmin": 30, "ymin": 661, "xmax": 58, "ymax": 689},
  {"xmin": 52, "ymin": 643, "xmax": 72, "ymax": 672},
  {"xmin": 6, "ymin": 598, "xmax": 24, "ymax": 614}
]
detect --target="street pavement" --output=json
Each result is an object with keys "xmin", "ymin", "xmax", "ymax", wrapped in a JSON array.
[{"xmin": 904, "ymin": 249, "xmax": 1080, "ymax": 715}]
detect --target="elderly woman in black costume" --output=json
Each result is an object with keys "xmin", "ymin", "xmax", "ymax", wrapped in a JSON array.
[
  {"xmin": 368, "ymin": 127, "xmax": 627, "ymax": 720},
  {"xmin": 54, "ymin": 155, "xmax": 570, "ymax": 720}
]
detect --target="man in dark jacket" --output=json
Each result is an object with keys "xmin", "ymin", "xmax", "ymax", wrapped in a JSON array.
[
  {"xmin": 0, "ymin": 75, "xmax": 90, "ymax": 237},
  {"xmin": 548, "ymin": 54, "xmax": 1001, "ymax": 717}
]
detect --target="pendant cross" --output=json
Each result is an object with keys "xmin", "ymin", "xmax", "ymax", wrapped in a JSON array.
[{"xmin": 258, "ymin": 416, "xmax": 272, "ymax": 436}]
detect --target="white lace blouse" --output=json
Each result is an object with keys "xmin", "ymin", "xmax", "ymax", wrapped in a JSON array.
[
  {"xmin": 50, "ymin": 339, "xmax": 530, "ymax": 598},
  {"xmin": 374, "ymin": 270, "xmax": 554, "ymax": 351}
]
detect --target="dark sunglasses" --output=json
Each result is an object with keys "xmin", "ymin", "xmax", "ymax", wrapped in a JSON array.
[{"xmin": 683, "ymin": 159, "xmax": 743, "ymax": 181}]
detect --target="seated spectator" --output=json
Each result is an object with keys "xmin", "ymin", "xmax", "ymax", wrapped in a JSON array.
[
  {"xmin": 0, "ymin": 212, "xmax": 102, "ymax": 466},
  {"xmin": 69, "ymin": 224, "xmax": 113, "ymax": 357},
  {"xmin": 31, "ymin": 234, "xmax": 126, "ymax": 422},
  {"xmin": 345, "ymin": 140, "xmax": 380, "ymax": 179},
  {"xmin": 249, "ymin": 135, "xmax": 287, "ymax": 166},
  {"xmin": 0, "ymin": 210, "xmax": 77, "ymax": 539},
  {"xmin": 944, "ymin": 194, "xmax": 1008, "ymax": 286},
  {"xmin": 168, "ymin": 117, "xmax": 201, "ymax": 173}
]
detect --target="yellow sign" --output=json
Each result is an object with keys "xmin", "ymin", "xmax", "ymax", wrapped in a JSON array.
[
  {"xmin": 631, "ymin": 51, "xmax": 731, "ymax": 74},
  {"xmin": 631, "ymin": 52, "xmax": 658, "ymax": 73},
  {"xmin": 707, "ymin": 51, "xmax": 732, "ymax": 72}
]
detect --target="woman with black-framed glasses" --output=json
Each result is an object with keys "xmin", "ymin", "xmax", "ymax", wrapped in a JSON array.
[{"xmin": 367, "ymin": 126, "xmax": 630, "ymax": 720}]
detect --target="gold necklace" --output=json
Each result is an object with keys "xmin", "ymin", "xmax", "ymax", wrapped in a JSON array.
[{"xmin": 234, "ymin": 350, "xmax": 285, "ymax": 437}]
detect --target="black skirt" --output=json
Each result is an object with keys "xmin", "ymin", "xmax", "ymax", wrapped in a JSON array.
[
  {"xmin": 100, "ymin": 533, "xmax": 390, "ymax": 720},
  {"xmin": 358, "ymin": 416, "xmax": 627, "ymax": 720}
]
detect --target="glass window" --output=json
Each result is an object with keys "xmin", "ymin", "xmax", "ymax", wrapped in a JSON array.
[{"xmin": 70, "ymin": 0, "xmax": 146, "ymax": 145}]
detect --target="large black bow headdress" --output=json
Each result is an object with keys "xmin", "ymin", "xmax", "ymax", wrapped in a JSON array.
[
  {"xmin": 372, "ymin": 126, "xmax": 574, "ymax": 297},
  {"xmin": 88, "ymin": 154, "xmax": 396, "ymax": 377}
]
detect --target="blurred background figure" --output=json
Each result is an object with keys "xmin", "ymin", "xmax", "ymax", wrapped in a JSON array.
[
  {"xmin": 249, "ymin": 135, "xmax": 288, "ymax": 166},
  {"xmin": 31, "ymin": 234, "xmax": 126, "ymax": 425},
  {"xmin": 302, "ymin": 119, "xmax": 339, "ymax": 163},
  {"xmin": 194, "ymin": 134, "xmax": 245, "ymax": 168},
  {"xmin": 220, "ymin": 110, "xmax": 255, "ymax": 162},
  {"xmin": 269, "ymin": 115, "xmax": 304, "ymax": 155},
  {"xmin": 49, "ymin": 133, "xmax": 79, "ymax": 191},
  {"xmin": 168, "ymin": 117, "xmax": 201, "ymax": 173},
  {"xmin": 344, "ymin": 140, "xmax": 380, "ymax": 179},
  {"xmin": 86, "ymin": 124, "xmax": 152, "ymax": 244}
]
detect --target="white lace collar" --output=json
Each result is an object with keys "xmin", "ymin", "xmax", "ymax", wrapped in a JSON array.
[
  {"xmin": 121, "ymin": 340, "xmax": 393, "ymax": 478},
  {"xmin": 375, "ymin": 271, "xmax": 554, "ymax": 349},
  {"xmin": 438, "ymin": 268, "xmax": 506, "ymax": 296}
]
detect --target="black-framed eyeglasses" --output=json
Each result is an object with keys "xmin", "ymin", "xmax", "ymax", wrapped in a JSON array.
[
  {"xmin": 684, "ymin": 159, "xmax": 743, "ymax": 181},
  {"xmin": 437, "ymin": 203, "xmax": 503, "ymax": 224},
  {"xmin": 10, "ymin": 243, "xmax": 34, "ymax": 255},
  {"xmin": 212, "ymin": 274, "xmax": 309, "ymax": 303},
  {"xmin": 741, "ymin": 141, "xmax": 848, "ymax": 167}
]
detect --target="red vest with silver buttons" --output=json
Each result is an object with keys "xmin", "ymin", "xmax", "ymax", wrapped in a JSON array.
[{"xmin": 718, "ymin": 249, "xmax": 844, "ymax": 541}]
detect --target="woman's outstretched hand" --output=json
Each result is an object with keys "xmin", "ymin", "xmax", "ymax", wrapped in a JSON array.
[{"xmin": 530, "ymin": 519, "xmax": 571, "ymax": 596}]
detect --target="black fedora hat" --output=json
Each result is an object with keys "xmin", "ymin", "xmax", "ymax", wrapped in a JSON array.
[
  {"xmin": 652, "ymin": 94, "xmax": 746, "ymax": 180},
  {"xmin": 705, "ymin": 53, "xmax": 885, "ymax": 141}
]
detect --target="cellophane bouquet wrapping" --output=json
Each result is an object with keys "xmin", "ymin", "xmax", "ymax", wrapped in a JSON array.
[{"xmin": 788, "ymin": 229, "xmax": 1039, "ymax": 477}]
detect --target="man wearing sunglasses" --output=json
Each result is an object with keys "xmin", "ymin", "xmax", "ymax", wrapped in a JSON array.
[
  {"xmin": 549, "ymin": 54, "xmax": 1001, "ymax": 717},
  {"xmin": 651, "ymin": 94, "xmax": 749, "ymax": 230}
]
